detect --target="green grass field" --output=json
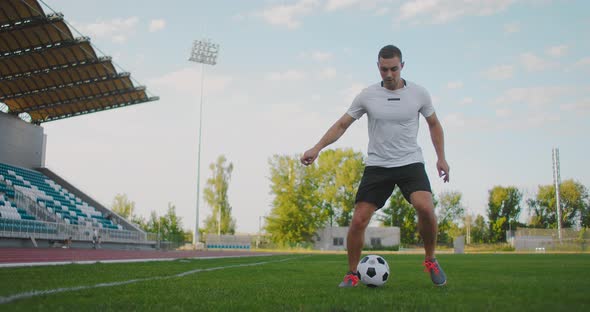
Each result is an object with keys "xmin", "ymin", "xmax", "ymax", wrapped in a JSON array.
[{"xmin": 1, "ymin": 253, "xmax": 589, "ymax": 311}]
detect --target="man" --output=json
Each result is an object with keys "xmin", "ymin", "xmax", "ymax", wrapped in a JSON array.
[
  {"xmin": 92, "ymin": 228, "xmax": 98, "ymax": 249},
  {"xmin": 301, "ymin": 45, "xmax": 449, "ymax": 287}
]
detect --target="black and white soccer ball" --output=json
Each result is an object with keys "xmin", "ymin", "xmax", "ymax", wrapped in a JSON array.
[{"xmin": 357, "ymin": 254, "xmax": 390, "ymax": 287}]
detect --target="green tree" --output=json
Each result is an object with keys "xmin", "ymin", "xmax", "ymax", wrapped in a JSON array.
[
  {"xmin": 377, "ymin": 188, "xmax": 418, "ymax": 245},
  {"xmin": 315, "ymin": 148, "xmax": 364, "ymax": 226},
  {"xmin": 470, "ymin": 214, "xmax": 488, "ymax": 243},
  {"xmin": 487, "ymin": 186, "xmax": 522, "ymax": 242},
  {"xmin": 111, "ymin": 193, "xmax": 135, "ymax": 219},
  {"xmin": 203, "ymin": 155, "xmax": 236, "ymax": 235},
  {"xmin": 142, "ymin": 203, "xmax": 186, "ymax": 242},
  {"xmin": 582, "ymin": 204, "xmax": 590, "ymax": 229},
  {"xmin": 144, "ymin": 211, "xmax": 160, "ymax": 233},
  {"xmin": 110, "ymin": 193, "xmax": 146, "ymax": 227},
  {"xmin": 560, "ymin": 180, "xmax": 589, "ymax": 227},
  {"xmin": 163, "ymin": 202, "xmax": 184, "ymax": 240},
  {"xmin": 528, "ymin": 179, "xmax": 589, "ymax": 229},
  {"xmin": 265, "ymin": 155, "xmax": 327, "ymax": 245},
  {"xmin": 436, "ymin": 191, "xmax": 465, "ymax": 244}
]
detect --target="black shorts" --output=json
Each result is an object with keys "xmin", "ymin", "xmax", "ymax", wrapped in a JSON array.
[{"xmin": 355, "ymin": 162, "xmax": 431, "ymax": 209}]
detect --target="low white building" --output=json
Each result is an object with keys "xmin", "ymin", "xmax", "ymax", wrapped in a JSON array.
[{"xmin": 313, "ymin": 226, "xmax": 400, "ymax": 251}]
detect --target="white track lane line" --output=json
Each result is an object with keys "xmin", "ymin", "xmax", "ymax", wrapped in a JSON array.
[
  {"xmin": 0, "ymin": 256, "xmax": 302, "ymax": 305},
  {"xmin": 0, "ymin": 254, "xmax": 274, "ymax": 268}
]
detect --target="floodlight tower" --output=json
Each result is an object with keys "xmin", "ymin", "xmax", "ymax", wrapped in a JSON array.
[
  {"xmin": 189, "ymin": 38, "xmax": 220, "ymax": 246},
  {"xmin": 552, "ymin": 147, "xmax": 562, "ymax": 242}
]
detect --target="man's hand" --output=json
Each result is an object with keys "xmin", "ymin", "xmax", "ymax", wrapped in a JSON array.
[
  {"xmin": 300, "ymin": 148, "xmax": 320, "ymax": 166},
  {"xmin": 437, "ymin": 159, "xmax": 450, "ymax": 183}
]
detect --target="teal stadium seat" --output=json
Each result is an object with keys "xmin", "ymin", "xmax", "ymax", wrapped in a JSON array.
[{"xmin": 1, "ymin": 162, "xmax": 123, "ymax": 231}]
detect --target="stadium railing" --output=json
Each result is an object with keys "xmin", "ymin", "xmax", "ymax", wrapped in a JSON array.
[
  {"xmin": 0, "ymin": 178, "xmax": 155, "ymax": 243},
  {"xmin": 0, "ymin": 217, "xmax": 154, "ymax": 243},
  {"xmin": 14, "ymin": 187, "xmax": 60, "ymax": 223}
]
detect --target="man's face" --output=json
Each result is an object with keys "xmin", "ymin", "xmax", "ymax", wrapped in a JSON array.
[{"xmin": 378, "ymin": 56, "xmax": 404, "ymax": 90}]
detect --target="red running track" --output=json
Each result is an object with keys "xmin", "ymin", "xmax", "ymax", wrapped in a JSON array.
[{"xmin": 0, "ymin": 248, "xmax": 271, "ymax": 265}]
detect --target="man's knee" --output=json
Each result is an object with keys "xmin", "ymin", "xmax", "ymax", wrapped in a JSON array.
[
  {"xmin": 410, "ymin": 191, "xmax": 435, "ymax": 215},
  {"xmin": 350, "ymin": 202, "xmax": 376, "ymax": 230}
]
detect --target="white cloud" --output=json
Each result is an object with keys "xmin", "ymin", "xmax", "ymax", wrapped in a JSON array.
[
  {"xmin": 524, "ymin": 112, "xmax": 560, "ymax": 128},
  {"xmin": 265, "ymin": 70, "xmax": 306, "ymax": 81},
  {"xmin": 493, "ymin": 86, "xmax": 574, "ymax": 108},
  {"xmin": 72, "ymin": 17, "xmax": 139, "ymax": 43},
  {"xmin": 250, "ymin": 0, "xmax": 536, "ymax": 29},
  {"xmin": 149, "ymin": 67, "xmax": 233, "ymax": 97},
  {"xmin": 324, "ymin": 0, "xmax": 386, "ymax": 13},
  {"xmin": 459, "ymin": 97, "xmax": 473, "ymax": 105},
  {"xmin": 575, "ymin": 57, "xmax": 590, "ymax": 67},
  {"xmin": 546, "ymin": 45, "xmax": 568, "ymax": 57},
  {"xmin": 504, "ymin": 22, "xmax": 521, "ymax": 33},
  {"xmin": 341, "ymin": 82, "xmax": 366, "ymax": 103},
  {"xmin": 441, "ymin": 113, "xmax": 495, "ymax": 131},
  {"xmin": 482, "ymin": 65, "xmax": 514, "ymax": 80},
  {"xmin": 374, "ymin": 7, "xmax": 390, "ymax": 16},
  {"xmin": 325, "ymin": 0, "xmax": 363, "ymax": 11},
  {"xmin": 252, "ymin": 0, "xmax": 522, "ymax": 29},
  {"xmin": 399, "ymin": 0, "xmax": 438, "ymax": 21},
  {"xmin": 317, "ymin": 67, "xmax": 337, "ymax": 80},
  {"xmin": 495, "ymin": 108, "xmax": 513, "ymax": 118},
  {"xmin": 232, "ymin": 13, "xmax": 246, "ymax": 22},
  {"xmin": 561, "ymin": 98, "xmax": 590, "ymax": 113},
  {"xmin": 431, "ymin": 95, "xmax": 440, "ymax": 105},
  {"xmin": 301, "ymin": 50, "xmax": 334, "ymax": 62},
  {"xmin": 399, "ymin": 0, "xmax": 518, "ymax": 24},
  {"xmin": 446, "ymin": 81, "xmax": 463, "ymax": 89},
  {"xmin": 444, "ymin": 107, "xmax": 559, "ymax": 133},
  {"xmin": 442, "ymin": 112, "xmax": 467, "ymax": 128},
  {"xmin": 311, "ymin": 51, "xmax": 334, "ymax": 62},
  {"xmin": 112, "ymin": 35, "xmax": 127, "ymax": 43},
  {"xmin": 520, "ymin": 52, "xmax": 550, "ymax": 71},
  {"xmin": 149, "ymin": 19, "xmax": 166, "ymax": 32},
  {"xmin": 256, "ymin": 0, "xmax": 320, "ymax": 29}
]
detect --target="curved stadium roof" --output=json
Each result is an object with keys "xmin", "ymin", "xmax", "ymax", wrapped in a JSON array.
[{"xmin": 0, "ymin": 0, "xmax": 159, "ymax": 124}]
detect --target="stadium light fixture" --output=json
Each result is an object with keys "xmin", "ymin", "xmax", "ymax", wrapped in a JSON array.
[{"xmin": 188, "ymin": 38, "xmax": 220, "ymax": 247}]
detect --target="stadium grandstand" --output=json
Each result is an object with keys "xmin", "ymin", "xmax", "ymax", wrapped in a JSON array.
[{"xmin": 0, "ymin": 0, "xmax": 159, "ymax": 250}]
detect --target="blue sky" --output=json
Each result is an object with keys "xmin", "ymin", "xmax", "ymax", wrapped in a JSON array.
[{"xmin": 38, "ymin": 0, "xmax": 590, "ymax": 233}]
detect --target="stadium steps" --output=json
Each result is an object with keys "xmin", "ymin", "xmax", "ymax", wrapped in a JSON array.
[
  {"xmin": 0, "ymin": 162, "xmax": 125, "ymax": 231},
  {"xmin": 36, "ymin": 167, "xmax": 142, "ymax": 232},
  {"xmin": 0, "ymin": 183, "xmax": 36, "ymax": 221}
]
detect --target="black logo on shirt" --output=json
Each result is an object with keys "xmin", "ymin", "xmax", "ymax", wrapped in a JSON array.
[{"xmin": 388, "ymin": 98, "xmax": 400, "ymax": 101}]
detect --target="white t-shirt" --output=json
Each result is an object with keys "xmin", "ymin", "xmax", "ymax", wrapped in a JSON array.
[{"xmin": 346, "ymin": 80, "xmax": 435, "ymax": 168}]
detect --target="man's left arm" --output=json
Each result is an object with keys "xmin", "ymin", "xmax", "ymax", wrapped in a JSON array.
[{"xmin": 425, "ymin": 113, "xmax": 449, "ymax": 183}]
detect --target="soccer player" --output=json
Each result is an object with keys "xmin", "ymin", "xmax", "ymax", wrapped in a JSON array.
[{"xmin": 301, "ymin": 45, "xmax": 449, "ymax": 287}]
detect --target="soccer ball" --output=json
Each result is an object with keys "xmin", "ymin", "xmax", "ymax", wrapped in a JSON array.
[{"xmin": 357, "ymin": 254, "xmax": 390, "ymax": 287}]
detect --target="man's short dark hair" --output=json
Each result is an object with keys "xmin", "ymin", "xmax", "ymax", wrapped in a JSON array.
[{"xmin": 378, "ymin": 45, "xmax": 402, "ymax": 62}]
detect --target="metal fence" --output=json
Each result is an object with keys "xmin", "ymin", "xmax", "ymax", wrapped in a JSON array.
[
  {"xmin": 513, "ymin": 228, "xmax": 590, "ymax": 251},
  {"xmin": 0, "ymin": 217, "xmax": 154, "ymax": 243},
  {"xmin": 1, "ymin": 180, "xmax": 155, "ymax": 244},
  {"xmin": 14, "ymin": 189, "xmax": 60, "ymax": 223}
]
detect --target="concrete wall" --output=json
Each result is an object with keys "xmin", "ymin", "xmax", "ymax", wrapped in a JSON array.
[
  {"xmin": 0, "ymin": 113, "xmax": 45, "ymax": 169},
  {"xmin": 314, "ymin": 226, "xmax": 400, "ymax": 251},
  {"xmin": 514, "ymin": 235, "xmax": 555, "ymax": 251}
]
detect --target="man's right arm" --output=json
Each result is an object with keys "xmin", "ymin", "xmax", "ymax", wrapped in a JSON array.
[{"xmin": 300, "ymin": 113, "xmax": 355, "ymax": 165}]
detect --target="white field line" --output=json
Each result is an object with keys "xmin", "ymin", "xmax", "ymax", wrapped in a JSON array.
[{"xmin": 0, "ymin": 256, "xmax": 302, "ymax": 305}]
